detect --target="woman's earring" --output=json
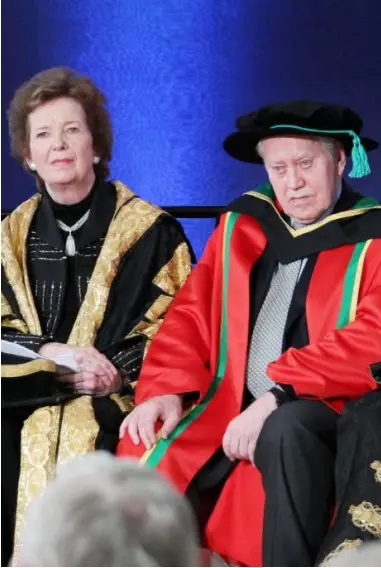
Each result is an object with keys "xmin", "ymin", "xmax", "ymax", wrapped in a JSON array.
[
  {"xmin": 29, "ymin": 162, "xmax": 37, "ymax": 171},
  {"xmin": 93, "ymin": 156, "xmax": 100, "ymax": 164}
]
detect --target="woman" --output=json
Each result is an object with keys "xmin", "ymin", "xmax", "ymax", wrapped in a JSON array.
[{"xmin": 1, "ymin": 67, "xmax": 194, "ymax": 565}]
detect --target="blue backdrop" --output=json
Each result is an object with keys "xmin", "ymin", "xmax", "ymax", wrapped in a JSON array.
[{"xmin": 3, "ymin": 0, "xmax": 381, "ymax": 258}]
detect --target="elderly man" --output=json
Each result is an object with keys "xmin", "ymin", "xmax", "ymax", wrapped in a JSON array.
[
  {"xmin": 17, "ymin": 452, "xmax": 199, "ymax": 567},
  {"xmin": 117, "ymin": 101, "xmax": 381, "ymax": 567}
]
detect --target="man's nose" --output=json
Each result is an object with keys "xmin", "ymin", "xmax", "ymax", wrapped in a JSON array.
[{"xmin": 286, "ymin": 167, "xmax": 304, "ymax": 190}]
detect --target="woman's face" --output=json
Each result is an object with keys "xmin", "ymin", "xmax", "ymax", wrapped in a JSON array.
[{"xmin": 26, "ymin": 97, "xmax": 96, "ymax": 190}]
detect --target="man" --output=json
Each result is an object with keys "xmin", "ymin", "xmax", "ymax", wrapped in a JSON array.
[
  {"xmin": 17, "ymin": 452, "xmax": 200, "ymax": 566},
  {"xmin": 117, "ymin": 101, "xmax": 381, "ymax": 567}
]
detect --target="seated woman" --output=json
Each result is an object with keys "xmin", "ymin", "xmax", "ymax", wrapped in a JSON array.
[
  {"xmin": 1, "ymin": 67, "xmax": 194, "ymax": 565},
  {"xmin": 318, "ymin": 363, "xmax": 381, "ymax": 566}
]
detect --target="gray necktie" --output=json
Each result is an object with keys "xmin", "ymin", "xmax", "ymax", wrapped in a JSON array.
[{"xmin": 246, "ymin": 259, "xmax": 302, "ymax": 399}]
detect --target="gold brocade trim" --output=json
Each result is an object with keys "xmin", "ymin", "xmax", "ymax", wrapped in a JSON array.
[
  {"xmin": 2, "ymin": 292, "xmax": 14, "ymax": 317},
  {"xmin": 349, "ymin": 501, "xmax": 381, "ymax": 537},
  {"xmin": 67, "ymin": 184, "xmax": 162, "ymax": 347},
  {"xmin": 1, "ymin": 292, "xmax": 29, "ymax": 332},
  {"xmin": 320, "ymin": 539, "xmax": 363, "ymax": 566},
  {"xmin": 13, "ymin": 182, "xmax": 167, "ymax": 557},
  {"xmin": 244, "ymin": 191, "xmax": 381, "ymax": 237},
  {"xmin": 371, "ymin": 461, "xmax": 381, "ymax": 484},
  {"xmin": 131, "ymin": 294, "xmax": 175, "ymax": 356},
  {"xmin": 1, "ymin": 359, "xmax": 56, "ymax": 378},
  {"xmin": 2, "ymin": 318, "xmax": 29, "ymax": 333},
  {"xmin": 14, "ymin": 406, "xmax": 62, "ymax": 557},
  {"xmin": 153, "ymin": 242, "xmax": 192, "ymax": 295},
  {"xmin": 145, "ymin": 295, "xmax": 174, "ymax": 325},
  {"xmin": 349, "ymin": 240, "xmax": 373, "ymax": 322},
  {"xmin": 110, "ymin": 393, "xmax": 135, "ymax": 414},
  {"xmin": 1, "ymin": 195, "xmax": 42, "ymax": 334}
]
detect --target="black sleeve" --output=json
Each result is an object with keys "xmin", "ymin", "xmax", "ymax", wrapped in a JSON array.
[
  {"xmin": 1, "ymin": 267, "xmax": 52, "ymax": 351},
  {"xmin": 96, "ymin": 214, "xmax": 194, "ymax": 391}
]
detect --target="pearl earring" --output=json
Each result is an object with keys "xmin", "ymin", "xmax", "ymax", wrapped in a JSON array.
[
  {"xmin": 29, "ymin": 162, "xmax": 37, "ymax": 171},
  {"xmin": 93, "ymin": 156, "xmax": 100, "ymax": 164}
]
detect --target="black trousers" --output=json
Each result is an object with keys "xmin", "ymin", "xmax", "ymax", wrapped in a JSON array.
[
  {"xmin": 187, "ymin": 400, "xmax": 337, "ymax": 566},
  {"xmin": 317, "ymin": 391, "xmax": 381, "ymax": 565},
  {"xmin": 255, "ymin": 400, "xmax": 338, "ymax": 567}
]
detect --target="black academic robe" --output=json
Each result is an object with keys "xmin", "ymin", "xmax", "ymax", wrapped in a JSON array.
[{"xmin": 1, "ymin": 179, "xmax": 194, "ymax": 565}]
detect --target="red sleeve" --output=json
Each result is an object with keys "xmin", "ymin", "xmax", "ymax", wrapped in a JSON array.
[
  {"xmin": 268, "ymin": 259, "xmax": 381, "ymax": 399},
  {"xmin": 135, "ymin": 227, "xmax": 221, "ymax": 404}
]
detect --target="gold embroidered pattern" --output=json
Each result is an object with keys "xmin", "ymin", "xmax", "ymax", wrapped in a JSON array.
[
  {"xmin": 16, "ymin": 407, "xmax": 62, "ymax": 554},
  {"xmin": 110, "ymin": 393, "xmax": 135, "ymax": 414},
  {"xmin": 146, "ymin": 294, "xmax": 174, "ymax": 325},
  {"xmin": 2, "ymin": 195, "xmax": 42, "ymax": 334},
  {"xmin": 153, "ymin": 242, "xmax": 192, "ymax": 295},
  {"xmin": 349, "ymin": 501, "xmax": 381, "ymax": 537},
  {"xmin": 2, "ymin": 317, "xmax": 29, "ymax": 333},
  {"xmin": 320, "ymin": 539, "xmax": 363, "ymax": 566},
  {"xmin": 2, "ymin": 292, "xmax": 14, "ymax": 317},
  {"xmin": 2, "ymin": 293, "xmax": 29, "ymax": 333},
  {"xmin": 2, "ymin": 359, "xmax": 56, "ymax": 378},
  {"xmin": 371, "ymin": 461, "xmax": 381, "ymax": 484}
]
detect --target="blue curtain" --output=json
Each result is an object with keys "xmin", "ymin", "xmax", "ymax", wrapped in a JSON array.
[{"xmin": 3, "ymin": 0, "xmax": 381, "ymax": 257}]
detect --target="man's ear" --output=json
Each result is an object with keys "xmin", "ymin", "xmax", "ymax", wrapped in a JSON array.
[{"xmin": 337, "ymin": 146, "xmax": 346, "ymax": 176}]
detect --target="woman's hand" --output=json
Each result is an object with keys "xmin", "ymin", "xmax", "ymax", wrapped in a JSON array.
[{"xmin": 39, "ymin": 343, "xmax": 121, "ymax": 396}]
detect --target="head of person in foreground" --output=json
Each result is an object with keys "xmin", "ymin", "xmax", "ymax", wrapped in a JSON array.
[{"xmin": 17, "ymin": 452, "xmax": 199, "ymax": 567}]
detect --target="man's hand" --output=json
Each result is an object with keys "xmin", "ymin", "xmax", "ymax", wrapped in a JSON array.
[
  {"xmin": 222, "ymin": 391, "xmax": 277, "ymax": 463},
  {"xmin": 39, "ymin": 343, "xmax": 121, "ymax": 396},
  {"xmin": 119, "ymin": 394, "xmax": 183, "ymax": 449}
]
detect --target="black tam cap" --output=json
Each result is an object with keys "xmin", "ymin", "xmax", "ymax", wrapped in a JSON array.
[{"xmin": 223, "ymin": 100, "xmax": 378, "ymax": 178}]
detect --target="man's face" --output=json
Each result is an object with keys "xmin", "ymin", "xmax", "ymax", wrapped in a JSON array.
[{"xmin": 260, "ymin": 136, "xmax": 346, "ymax": 224}]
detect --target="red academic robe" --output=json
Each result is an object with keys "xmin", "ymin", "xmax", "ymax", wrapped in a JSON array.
[{"xmin": 117, "ymin": 190, "xmax": 381, "ymax": 566}]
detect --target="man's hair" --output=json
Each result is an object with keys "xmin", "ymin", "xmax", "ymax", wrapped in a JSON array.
[
  {"xmin": 256, "ymin": 135, "xmax": 342, "ymax": 161},
  {"xmin": 19, "ymin": 452, "xmax": 199, "ymax": 567}
]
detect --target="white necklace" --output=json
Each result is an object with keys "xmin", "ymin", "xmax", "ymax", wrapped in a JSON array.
[{"xmin": 57, "ymin": 210, "xmax": 90, "ymax": 256}]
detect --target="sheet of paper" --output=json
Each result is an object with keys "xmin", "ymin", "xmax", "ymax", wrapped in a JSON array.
[
  {"xmin": 1, "ymin": 339, "xmax": 42, "ymax": 360},
  {"xmin": 1, "ymin": 340, "xmax": 79, "ymax": 374}
]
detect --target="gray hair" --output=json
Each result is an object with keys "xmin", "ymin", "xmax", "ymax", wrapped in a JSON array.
[
  {"xmin": 18, "ymin": 452, "xmax": 199, "ymax": 567},
  {"xmin": 256, "ymin": 135, "xmax": 342, "ymax": 161}
]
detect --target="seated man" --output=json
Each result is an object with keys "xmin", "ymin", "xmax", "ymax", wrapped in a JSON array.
[
  {"xmin": 1, "ymin": 67, "xmax": 193, "ymax": 566},
  {"xmin": 17, "ymin": 452, "xmax": 200, "ymax": 567},
  {"xmin": 117, "ymin": 100, "xmax": 381, "ymax": 567},
  {"xmin": 318, "ymin": 363, "xmax": 381, "ymax": 565}
]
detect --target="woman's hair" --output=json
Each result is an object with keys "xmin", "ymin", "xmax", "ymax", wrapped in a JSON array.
[{"xmin": 8, "ymin": 67, "xmax": 113, "ymax": 180}]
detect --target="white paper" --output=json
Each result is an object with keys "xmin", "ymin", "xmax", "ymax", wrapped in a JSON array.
[{"xmin": 1, "ymin": 340, "xmax": 79, "ymax": 374}]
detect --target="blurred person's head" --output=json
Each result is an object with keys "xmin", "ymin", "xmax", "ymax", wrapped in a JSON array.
[{"xmin": 18, "ymin": 452, "xmax": 199, "ymax": 566}]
